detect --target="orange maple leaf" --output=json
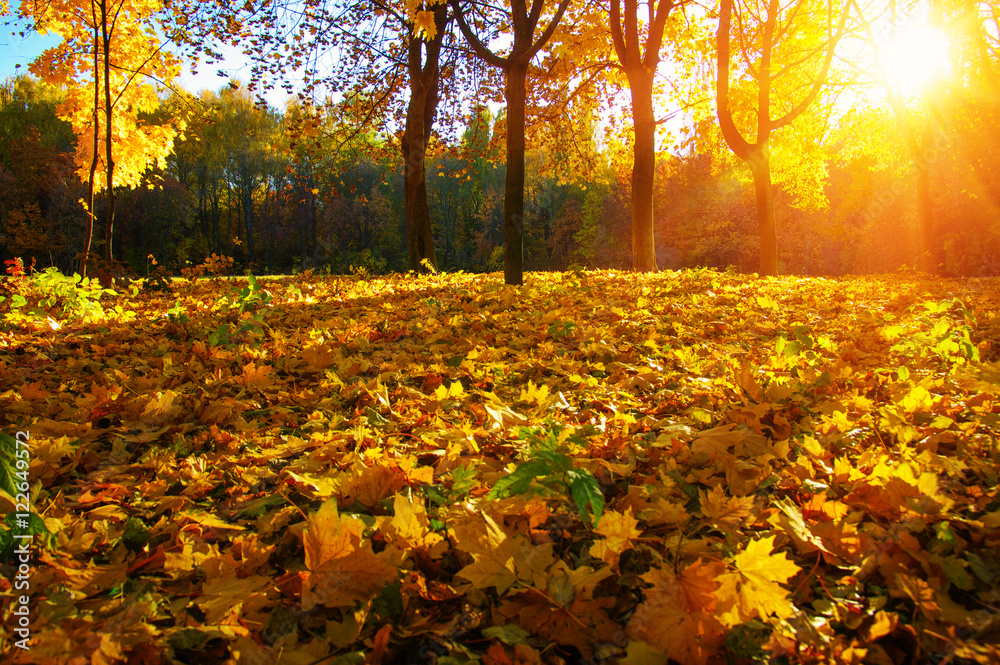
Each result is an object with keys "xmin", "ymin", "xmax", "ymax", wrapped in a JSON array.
[
  {"xmin": 239, "ymin": 361, "xmax": 274, "ymax": 388},
  {"xmin": 499, "ymin": 589, "xmax": 617, "ymax": 659},
  {"xmin": 627, "ymin": 560, "xmax": 727, "ymax": 665},
  {"xmin": 700, "ymin": 485, "xmax": 755, "ymax": 533},
  {"xmin": 302, "ymin": 500, "xmax": 396, "ymax": 610},
  {"xmin": 303, "ymin": 343, "xmax": 335, "ymax": 371}
]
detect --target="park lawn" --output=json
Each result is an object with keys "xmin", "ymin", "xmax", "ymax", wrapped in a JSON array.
[{"xmin": 1, "ymin": 268, "xmax": 999, "ymax": 665}]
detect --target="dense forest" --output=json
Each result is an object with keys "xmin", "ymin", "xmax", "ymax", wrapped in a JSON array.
[{"xmin": 2, "ymin": 0, "xmax": 1000, "ymax": 280}]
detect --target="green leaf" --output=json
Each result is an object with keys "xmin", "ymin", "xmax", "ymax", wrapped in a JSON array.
[
  {"xmin": 482, "ymin": 624, "xmax": 533, "ymax": 646},
  {"xmin": 567, "ymin": 468, "xmax": 604, "ymax": 528},
  {"xmin": 0, "ymin": 433, "xmax": 17, "ymax": 497},
  {"xmin": 488, "ymin": 460, "xmax": 553, "ymax": 499}
]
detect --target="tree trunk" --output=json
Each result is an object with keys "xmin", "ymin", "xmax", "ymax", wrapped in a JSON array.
[
  {"xmin": 402, "ymin": 6, "xmax": 446, "ymax": 274},
  {"xmin": 211, "ymin": 179, "xmax": 221, "ymax": 253},
  {"xmin": 82, "ymin": 4, "xmax": 101, "ymax": 278},
  {"xmin": 886, "ymin": 91, "xmax": 938, "ymax": 275},
  {"xmin": 100, "ymin": 0, "xmax": 116, "ymax": 264},
  {"xmin": 915, "ymin": 165, "xmax": 935, "ymax": 273},
  {"xmin": 628, "ymin": 69, "xmax": 657, "ymax": 272},
  {"xmin": 748, "ymin": 148, "xmax": 778, "ymax": 276},
  {"xmin": 243, "ymin": 183, "xmax": 255, "ymax": 267},
  {"xmin": 503, "ymin": 61, "xmax": 528, "ymax": 285},
  {"xmin": 402, "ymin": 89, "xmax": 437, "ymax": 273}
]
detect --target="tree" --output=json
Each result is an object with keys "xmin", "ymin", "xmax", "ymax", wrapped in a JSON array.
[
  {"xmin": 609, "ymin": 0, "xmax": 684, "ymax": 271},
  {"xmin": 715, "ymin": 0, "xmax": 848, "ymax": 275},
  {"xmin": 452, "ymin": 0, "xmax": 571, "ymax": 285},
  {"xmin": 401, "ymin": 2, "xmax": 449, "ymax": 273},
  {"xmin": 217, "ymin": 84, "xmax": 282, "ymax": 269},
  {"xmin": 0, "ymin": 78, "xmax": 80, "ymax": 268},
  {"xmin": 171, "ymin": 0, "xmax": 484, "ymax": 274},
  {"xmin": 21, "ymin": 0, "xmax": 185, "ymax": 274}
]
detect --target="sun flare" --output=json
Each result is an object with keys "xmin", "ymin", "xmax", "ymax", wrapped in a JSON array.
[{"xmin": 883, "ymin": 24, "xmax": 951, "ymax": 96}]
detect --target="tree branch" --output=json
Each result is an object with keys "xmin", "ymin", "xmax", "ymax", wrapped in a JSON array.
[
  {"xmin": 450, "ymin": 0, "xmax": 508, "ymax": 68},
  {"xmin": 716, "ymin": 0, "xmax": 753, "ymax": 159}
]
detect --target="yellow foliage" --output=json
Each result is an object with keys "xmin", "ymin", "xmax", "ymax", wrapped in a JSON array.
[{"xmin": 22, "ymin": 0, "xmax": 185, "ymax": 192}]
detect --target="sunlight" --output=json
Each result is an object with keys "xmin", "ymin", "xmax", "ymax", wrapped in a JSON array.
[{"xmin": 882, "ymin": 24, "xmax": 950, "ymax": 96}]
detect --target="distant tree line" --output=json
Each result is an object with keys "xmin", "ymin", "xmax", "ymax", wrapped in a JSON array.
[{"xmin": 3, "ymin": 71, "xmax": 1000, "ymax": 278}]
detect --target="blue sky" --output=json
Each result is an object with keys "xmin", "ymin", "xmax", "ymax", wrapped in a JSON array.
[{"xmin": 0, "ymin": 7, "xmax": 59, "ymax": 78}]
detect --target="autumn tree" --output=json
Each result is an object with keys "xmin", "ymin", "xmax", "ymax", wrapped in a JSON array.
[
  {"xmin": 715, "ymin": 0, "xmax": 849, "ymax": 275},
  {"xmin": 398, "ymin": 1, "xmax": 451, "ymax": 273},
  {"xmin": 20, "ymin": 0, "xmax": 185, "ymax": 274},
  {"xmin": 451, "ymin": 0, "xmax": 571, "ymax": 285},
  {"xmin": 609, "ymin": 0, "xmax": 686, "ymax": 272}
]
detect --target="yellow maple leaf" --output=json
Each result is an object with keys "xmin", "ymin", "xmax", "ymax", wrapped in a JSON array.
[
  {"xmin": 380, "ymin": 494, "xmax": 447, "ymax": 557},
  {"xmin": 716, "ymin": 535, "xmax": 801, "ymax": 627},
  {"xmin": 434, "ymin": 381, "xmax": 464, "ymax": 400},
  {"xmin": 239, "ymin": 362, "xmax": 274, "ymax": 388},
  {"xmin": 639, "ymin": 497, "xmax": 691, "ymax": 527},
  {"xmin": 141, "ymin": 390, "xmax": 181, "ymax": 424},
  {"xmin": 349, "ymin": 464, "xmax": 407, "ymax": 508},
  {"xmin": 589, "ymin": 508, "xmax": 641, "ymax": 569},
  {"xmin": 302, "ymin": 500, "xmax": 396, "ymax": 610},
  {"xmin": 451, "ymin": 511, "xmax": 554, "ymax": 593},
  {"xmin": 303, "ymin": 344, "xmax": 335, "ymax": 371},
  {"xmin": 196, "ymin": 574, "xmax": 271, "ymax": 624},
  {"xmin": 198, "ymin": 398, "xmax": 246, "ymax": 426},
  {"xmin": 700, "ymin": 486, "xmax": 755, "ymax": 533},
  {"xmin": 412, "ymin": 9, "xmax": 438, "ymax": 40}
]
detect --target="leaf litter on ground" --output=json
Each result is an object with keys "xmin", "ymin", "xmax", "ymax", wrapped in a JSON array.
[{"xmin": 0, "ymin": 268, "xmax": 999, "ymax": 665}]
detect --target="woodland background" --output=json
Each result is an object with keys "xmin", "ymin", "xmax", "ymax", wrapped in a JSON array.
[{"xmin": 2, "ymin": 0, "xmax": 1000, "ymax": 280}]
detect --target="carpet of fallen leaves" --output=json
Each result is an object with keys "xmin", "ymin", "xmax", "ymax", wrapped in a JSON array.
[{"xmin": 2, "ymin": 268, "xmax": 1000, "ymax": 665}]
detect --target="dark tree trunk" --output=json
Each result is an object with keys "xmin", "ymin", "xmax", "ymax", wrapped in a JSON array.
[
  {"xmin": 503, "ymin": 60, "xmax": 529, "ymax": 285},
  {"xmin": 82, "ymin": 8, "xmax": 101, "ymax": 278},
  {"xmin": 211, "ymin": 179, "xmax": 221, "ymax": 253},
  {"xmin": 401, "ymin": 4, "xmax": 447, "ymax": 274},
  {"xmin": 629, "ymin": 71, "xmax": 657, "ymax": 272},
  {"xmin": 609, "ymin": 0, "xmax": 676, "ymax": 273},
  {"xmin": 452, "ymin": 0, "xmax": 570, "ymax": 286},
  {"xmin": 101, "ymin": 0, "xmax": 116, "ymax": 264},
  {"xmin": 243, "ymin": 187, "xmax": 255, "ymax": 267}
]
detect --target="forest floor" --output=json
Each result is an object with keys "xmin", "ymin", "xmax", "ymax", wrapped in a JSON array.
[{"xmin": 1, "ymin": 268, "xmax": 1000, "ymax": 665}]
